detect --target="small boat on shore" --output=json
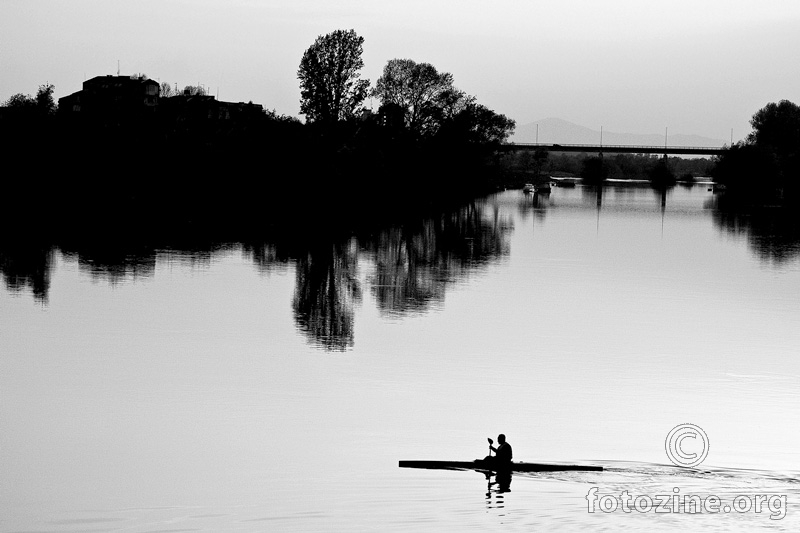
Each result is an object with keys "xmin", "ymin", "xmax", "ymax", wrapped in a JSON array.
[
  {"xmin": 522, "ymin": 183, "xmax": 535, "ymax": 194},
  {"xmin": 399, "ymin": 459, "xmax": 603, "ymax": 473}
]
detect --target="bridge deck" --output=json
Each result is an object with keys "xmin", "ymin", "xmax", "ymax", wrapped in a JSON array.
[{"xmin": 502, "ymin": 143, "xmax": 726, "ymax": 156}]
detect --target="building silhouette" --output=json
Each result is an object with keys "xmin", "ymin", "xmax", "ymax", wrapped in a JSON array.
[
  {"xmin": 59, "ymin": 75, "xmax": 159, "ymax": 122},
  {"xmin": 58, "ymin": 74, "xmax": 264, "ymax": 135}
]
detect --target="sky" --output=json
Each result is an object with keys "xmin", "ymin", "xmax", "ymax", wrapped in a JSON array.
[{"xmin": 2, "ymin": 0, "xmax": 800, "ymax": 141}]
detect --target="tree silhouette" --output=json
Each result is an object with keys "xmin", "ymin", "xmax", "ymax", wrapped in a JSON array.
[
  {"xmin": 714, "ymin": 99, "xmax": 800, "ymax": 198},
  {"xmin": 298, "ymin": 29, "xmax": 370, "ymax": 124},
  {"xmin": 35, "ymin": 83, "xmax": 57, "ymax": 115},
  {"xmin": 373, "ymin": 59, "xmax": 465, "ymax": 138},
  {"xmin": 3, "ymin": 84, "xmax": 56, "ymax": 115},
  {"xmin": 373, "ymin": 59, "xmax": 514, "ymax": 145},
  {"xmin": 748, "ymin": 100, "xmax": 800, "ymax": 157},
  {"xmin": 748, "ymin": 100, "xmax": 800, "ymax": 188},
  {"xmin": 182, "ymin": 85, "xmax": 207, "ymax": 96},
  {"xmin": 3, "ymin": 93, "xmax": 36, "ymax": 109},
  {"xmin": 160, "ymin": 82, "xmax": 179, "ymax": 98}
]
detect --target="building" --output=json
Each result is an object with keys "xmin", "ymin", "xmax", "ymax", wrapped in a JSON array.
[{"xmin": 58, "ymin": 75, "xmax": 160, "ymax": 121}]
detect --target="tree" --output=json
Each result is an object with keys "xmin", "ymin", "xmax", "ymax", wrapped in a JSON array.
[
  {"xmin": 447, "ymin": 102, "xmax": 515, "ymax": 145},
  {"xmin": 182, "ymin": 85, "xmax": 207, "ymax": 96},
  {"xmin": 714, "ymin": 100, "xmax": 800, "ymax": 198},
  {"xmin": 748, "ymin": 100, "xmax": 800, "ymax": 155},
  {"xmin": 298, "ymin": 29, "xmax": 370, "ymax": 124},
  {"xmin": 648, "ymin": 157, "xmax": 676, "ymax": 187},
  {"xmin": 713, "ymin": 142, "xmax": 781, "ymax": 194},
  {"xmin": 35, "ymin": 83, "xmax": 57, "ymax": 115},
  {"xmin": 3, "ymin": 84, "xmax": 56, "ymax": 115},
  {"xmin": 581, "ymin": 156, "xmax": 609, "ymax": 184},
  {"xmin": 747, "ymin": 100, "xmax": 800, "ymax": 182},
  {"xmin": 3, "ymin": 93, "xmax": 36, "ymax": 109},
  {"xmin": 373, "ymin": 59, "xmax": 464, "ymax": 137},
  {"xmin": 160, "ymin": 82, "xmax": 179, "ymax": 98},
  {"xmin": 373, "ymin": 59, "xmax": 514, "ymax": 145}
]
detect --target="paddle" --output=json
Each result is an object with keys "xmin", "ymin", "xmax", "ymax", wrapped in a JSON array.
[{"xmin": 488, "ymin": 437, "xmax": 493, "ymax": 457}]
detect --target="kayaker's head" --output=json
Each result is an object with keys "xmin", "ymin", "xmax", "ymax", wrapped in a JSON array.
[{"xmin": 497, "ymin": 434, "xmax": 506, "ymax": 444}]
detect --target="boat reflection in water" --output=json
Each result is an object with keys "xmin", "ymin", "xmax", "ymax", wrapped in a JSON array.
[
  {"xmin": 489, "ymin": 470, "xmax": 512, "ymax": 494},
  {"xmin": 486, "ymin": 471, "xmax": 512, "ymax": 510}
]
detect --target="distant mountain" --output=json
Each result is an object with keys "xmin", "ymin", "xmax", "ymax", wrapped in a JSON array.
[{"xmin": 510, "ymin": 118, "xmax": 727, "ymax": 148}]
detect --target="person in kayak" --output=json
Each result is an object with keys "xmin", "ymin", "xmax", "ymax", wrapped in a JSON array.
[{"xmin": 487, "ymin": 434, "xmax": 512, "ymax": 465}]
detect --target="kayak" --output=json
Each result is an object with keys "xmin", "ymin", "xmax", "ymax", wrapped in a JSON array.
[{"xmin": 399, "ymin": 460, "xmax": 603, "ymax": 473}]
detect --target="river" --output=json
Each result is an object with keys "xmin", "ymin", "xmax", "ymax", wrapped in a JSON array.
[{"xmin": 1, "ymin": 185, "xmax": 799, "ymax": 531}]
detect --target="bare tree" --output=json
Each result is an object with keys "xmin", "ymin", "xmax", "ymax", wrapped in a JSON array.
[
  {"xmin": 182, "ymin": 85, "xmax": 207, "ymax": 96},
  {"xmin": 160, "ymin": 82, "xmax": 179, "ymax": 98}
]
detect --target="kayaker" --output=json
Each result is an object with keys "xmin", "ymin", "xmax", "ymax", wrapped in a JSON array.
[{"xmin": 488, "ymin": 434, "xmax": 513, "ymax": 464}]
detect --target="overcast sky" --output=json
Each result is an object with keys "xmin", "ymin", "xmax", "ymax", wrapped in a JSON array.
[{"xmin": 3, "ymin": 0, "xmax": 799, "ymax": 140}]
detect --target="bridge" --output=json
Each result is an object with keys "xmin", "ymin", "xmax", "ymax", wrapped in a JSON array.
[{"xmin": 501, "ymin": 143, "xmax": 726, "ymax": 156}]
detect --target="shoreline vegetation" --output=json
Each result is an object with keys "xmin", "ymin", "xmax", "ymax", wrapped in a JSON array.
[
  {"xmin": 1, "ymin": 30, "xmax": 797, "ymax": 249},
  {"xmin": 0, "ymin": 29, "xmax": 518, "ymax": 238},
  {"xmin": 0, "ymin": 30, "xmax": 800, "ymax": 229}
]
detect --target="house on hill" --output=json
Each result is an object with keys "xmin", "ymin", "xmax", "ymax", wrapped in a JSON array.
[
  {"xmin": 158, "ymin": 91, "xmax": 265, "ymax": 140},
  {"xmin": 57, "ymin": 74, "xmax": 268, "ymax": 146},
  {"xmin": 58, "ymin": 75, "xmax": 160, "ymax": 123}
]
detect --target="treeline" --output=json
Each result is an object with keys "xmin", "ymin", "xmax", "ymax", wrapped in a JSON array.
[
  {"xmin": 501, "ymin": 98, "xmax": 800, "ymax": 201},
  {"xmin": 295, "ymin": 30, "xmax": 515, "ymax": 203},
  {"xmin": 712, "ymin": 100, "xmax": 800, "ymax": 203},
  {"xmin": 0, "ymin": 29, "xmax": 515, "ymax": 237},
  {"xmin": 0, "ymin": 86, "xmax": 307, "ymax": 236},
  {"xmin": 500, "ymin": 150, "xmax": 713, "ymax": 187}
]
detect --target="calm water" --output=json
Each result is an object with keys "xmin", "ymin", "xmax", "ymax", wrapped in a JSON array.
[{"xmin": 2, "ymin": 186, "xmax": 800, "ymax": 531}]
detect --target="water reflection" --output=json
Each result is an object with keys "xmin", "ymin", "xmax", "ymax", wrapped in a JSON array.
[
  {"xmin": 710, "ymin": 196, "xmax": 800, "ymax": 264},
  {"xmin": 0, "ymin": 242, "xmax": 54, "ymax": 303},
  {"xmin": 4, "ymin": 189, "xmax": 797, "ymax": 349},
  {"xmin": 486, "ymin": 472, "xmax": 512, "ymax": 509},
  {"xmin": 293, "ymin": 202, "xmax": 511, "ymax": 349},
  {"xmin": 514, "ymin": 184, "xmax": 800, "ymax": 267},
  {"xmin": 366, "ymin": 203, "xmax": 511, "ymax": 317},
  {"xmin": 67, "ymin": 247, "xmax": 157, "ymax": 282},
  {"xmin": 293, "ymin": 239, "xmax": 361, "ymax": 351},
  {"xmin": 0, "ymin": 200, "xmax": 511, "ymax": 351}
]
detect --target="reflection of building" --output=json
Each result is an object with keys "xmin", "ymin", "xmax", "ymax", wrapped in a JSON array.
[{"xmin": 58, "ymin": 75, "xmax": 160, "ymax": 119}]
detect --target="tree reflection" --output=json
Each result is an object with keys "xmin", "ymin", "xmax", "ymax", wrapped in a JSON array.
[
  {"xmin": 517, "ymin": 191, "xmax": 550, "ymax": 222},
  {"xmin": 368, "ymin": 226, "xmax": 447, "ymax": 315},
  {"xmin": 0, "ymin": 200, "xmax": 511, "ymax": 351},
  {"xmin": 292, "ymin": 239, "xmax": 362, "ymax": 351},
  {"xmin": 0, "ymin": 242, "xmax": 54, "ymax": 303},
  {"xmin": 365, "ymin": 202, "xmax": 511, "ymax": 316},
  {"xmin": 66, "ymin": 248, "xmax": 157, "ymax": 282},
  {"xmin": 710, "ymin": 196, "xmax": 800, "ymax": 264}
]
